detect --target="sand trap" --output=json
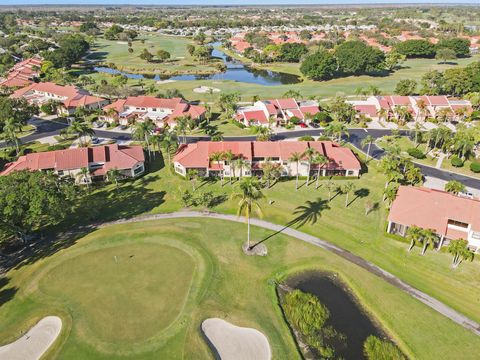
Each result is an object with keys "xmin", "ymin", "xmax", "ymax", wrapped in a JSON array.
[
  {"xmin": 156, "ymin": 79, "xmax": 177, "ymax": 84},
  {"xmin": 202, "ymin": 318, "xmax": 271, "ymax": 360},
  {"xmin": 193, "ymin": 86, "xmax": 221, "ymax": 94},
  {"xmin": 0, "ymin": 316, "xmax": 62, "ymax": 360},
  {"xmin": 116, "ymin": 41, "xmax": 128, "ymax": 45}
]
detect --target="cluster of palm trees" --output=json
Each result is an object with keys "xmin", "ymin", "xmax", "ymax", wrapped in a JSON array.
[
  {"xmin": 288, "ymin": 148, "xmax": 329, "ymax": 191},
  {"xmin": 423, "ymin": 125, "xmax": 476, "ymax": 161},
  {"xmin": 2, "ymin": 117, "xmax": 24, "ymax": 155},
  {"xmin": 209, "ymin": 150, "xmax": 250, "ymax": 186},
  {"xmin": 406, "ymin": 226, "xmax": 437, "ymax": 255},
  {"xmin": 447, "ymin": 239, "xmax": 475, "ymax": 268}
]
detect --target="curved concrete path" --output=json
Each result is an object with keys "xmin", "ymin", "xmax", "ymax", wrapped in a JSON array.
[
  {"xmin": 101, "ymin": 211, "xmax": 480, "ymax": 336},
  {"xmin": 202, "ymin": 318, "xmax": 271, "ymax": 360},
  {"xmin": 0, "ymin": 316, "xmax": 62, "ymax": 360}
]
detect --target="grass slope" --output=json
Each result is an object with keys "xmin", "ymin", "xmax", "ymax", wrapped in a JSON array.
[{"xmin": 1, "ymin": 219, "xmax": 480, "ymax": 359}]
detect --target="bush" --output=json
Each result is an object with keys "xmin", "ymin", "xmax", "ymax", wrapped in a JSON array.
[
  {"xmin": 233, "ymin": 121, "xmax": 246, "ymax": 129},
  {"xmin": 299, "ymin": 135, "xmax": 315, "ymax": 141},
  {"xmin": 363, "ymin": 335, "xmax": 406, "ymax": 360},
  {"xmin": 407, "ymin": 147, "xmax": 426, "ymax": 159},
  {"xmin": 47, "ymin": 144, "xmax": 69, "ymax": 151},
  {"xmin": 470, "ymin": 161, "xmax": 480, "ymax": 173},
  {"xmin": 451, "ymin": 155, "xmax": 464, "ymax": 167}
]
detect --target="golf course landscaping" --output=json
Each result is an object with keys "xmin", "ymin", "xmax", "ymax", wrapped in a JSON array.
[{"xmin": 1, "ymin": 217, "xmax": 480, "ymax": 359}]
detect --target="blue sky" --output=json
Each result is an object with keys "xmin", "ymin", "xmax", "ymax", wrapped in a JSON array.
[{"xmin": 1, "ymin": 0, "xmax": 479, "ymax": 5}]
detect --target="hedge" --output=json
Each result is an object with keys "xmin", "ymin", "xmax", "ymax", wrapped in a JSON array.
[
  {"xmin": 450, "ymin": 155, "xmax": 464, "ymax": 167},
  {"xmin": 407, "ymin": 147, "xmax": 426, "ymax": 159}
]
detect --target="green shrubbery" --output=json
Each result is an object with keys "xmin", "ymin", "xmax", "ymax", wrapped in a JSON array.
[
  {"xmin": 450, "ymin": 155, "xmax": 464, "ymax": 167},
  {"xmin": 470, "ymin": 161, "xmax": 480, "ymax": 173},
  {"xmin": 363, "ymin": 335, "xmax": 406, "ymax": 360},
  {"xmin": 407, "ymin": 147, "xmax": 426, "ymax": 159}
]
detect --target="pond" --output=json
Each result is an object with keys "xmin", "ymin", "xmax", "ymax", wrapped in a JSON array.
[
  {"xmin": 285, "ymin": 272, "xmax": 387, "ymax": 360},
  {"xmin": 94, "ymin": 42, "xmax": 301, "ymax": 86}
]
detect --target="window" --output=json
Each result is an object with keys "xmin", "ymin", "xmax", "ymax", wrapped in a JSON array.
[
  {"xmin": 347, "ymin": 170, "xmax": 354, "ymax": 175},
  {"xmin": 448, "ymin": 219, "xmax": 469, "ymax": 228}
]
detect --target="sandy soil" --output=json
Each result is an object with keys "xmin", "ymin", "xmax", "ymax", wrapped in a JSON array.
[
  {"xmin": 0, "ymin": 316, "xmax": 62, "ymax": 360},
  {"xmin": 193, "ymin": 86, "xmax": 221, "ymax": 94},
  {"xmin": 201, "ymin": 318, "xmax": 271, "ymax": 360}
]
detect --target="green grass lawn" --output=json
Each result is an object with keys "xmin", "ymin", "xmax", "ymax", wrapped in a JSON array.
[
  {"xmin": 2, "ymin": 218, "xmax": 480, "ymax": 359},
  {"xmin": 87, "ymin": 34, "xmax": 221, "ymax": 76}
]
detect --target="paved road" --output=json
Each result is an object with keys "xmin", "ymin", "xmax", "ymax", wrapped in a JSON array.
[
  {"xmin": 7, "ymin": 121, "xmax": 480, "ymax": 190},
  {"xmin": 102, "ymin": 211, "xmax": 480, "ymax": 336}
]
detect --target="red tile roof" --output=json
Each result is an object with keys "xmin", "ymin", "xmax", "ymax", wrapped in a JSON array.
[
  {"xmin": 243, "ymin": 110, "xmax": 269, "ymax": 124},
  {"xmin": 1, "ymin": 145, "xmax": 144, "ymax": 176},
  {"xmin": 354, "ymin": 104, "xmax": 378, "ymax": 117},
  {"xmin": 389, "ymin": 186, "xmax": 480, "ymax": 238}
]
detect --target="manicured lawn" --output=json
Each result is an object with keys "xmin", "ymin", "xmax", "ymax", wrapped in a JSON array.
[
  {"xmin": 2, "ymin": 218, "xmax": 480, "ymax": 359},
  {"xmin": 87, "ymin": 34, "xmax": 220, "ymax": 75},
  {"xmin": 57, "ymin": 151, "xmax": 480, "ymax": 330}
]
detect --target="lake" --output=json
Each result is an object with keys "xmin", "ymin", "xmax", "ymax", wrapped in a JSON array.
[
  {"xmin": 285, "ymin": 271, "xmax": 388, "ymax": 360},
  {"xmin": 94, "ymin": 43, "xmax": 301, "ymax": 86}
]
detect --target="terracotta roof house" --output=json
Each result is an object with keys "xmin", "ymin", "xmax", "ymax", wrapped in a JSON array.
[
  {"xmin": 0, "ymin": 57, "xmax": 42, "ymax": 88},
  {"xmin": 102, "ymin": 96, "xmax": 206, "ymax": 128},
  {"xmin": 1, "ymin": 144, "xmax": 145, "ymax": 184},
  {"xmin": 387, "ymin": 186, "xmax": 480, "ymax": 250},
  {"xmin": 173, "ymin": 140, "xmax": 361, "ymax": 178},
  {"xmin": 12, "ymin": 82, "xmax": 108, "ymax": 115},
  {"xmin": 235, "ymin": 98, "xmax": 320, "ymax": 127}
]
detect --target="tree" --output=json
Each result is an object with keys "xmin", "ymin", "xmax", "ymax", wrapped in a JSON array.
[
  {"xmin": 175, "ymin": 115, "xmax": 189, "ymax": 144},
  {"xmin": 302, "ymin": 148, "xmax": 318, "ymax": 186},
  {"xmin": 132, "ymin": 119, "xmax": 155, "ymax": 157},
  {"xmin": 161, "ymin": 130, "xmax": 178, "ymax": 167},
  {"xmin": 234, "ymin": 158, "xmax": 247, "ymax": 180},
  {"xmin": 262, "ymin": 159, "xmax": 282, "ymax": 188},
  {"xmin": 361, "ymin": 135, "xmax": 375, "ymax": 161},
  {"xmin": 435, "ymin": 48, "xmax": 456, "ymax": 64},
  {"xmin": 419, "ymin": 229, "xmax": 437, "ymax": 255},
  {"xmin": 444, "ymin": 180, "xmax": 466, "ymax": 195},
  {"xmin": 231, "ymin": 177, "xmax": 264, "ymax": 250},
  {"xmin": 327, "ymin": 95, "xmax": 356, "ymax": 123},
  {"xmin": 278, "ymin": 42, "xmax": 308, "ymax": 62},
  {"xmin": 406, "ymin": 225, "xmax": 423, "ymax": 252},
  {"xmin": 139, "ymin": 48, "xmax": 154, "ymax": 62},
  {"xmin": 187, "ymin": 169, "xmax": 199, "ymax": 191},
  {"xmin": 2, "ymin": 117, "xmax": 23, "ymax": 154},
  {"xmin": 107, "ymin": 168, "xmax": 121, "ymax": 189},
  {"xmin": 443, "ymin": 68, "xmax": 473, "ymax": 97},
  {"xmin": 420, "ymin": 70, "xmax": 445, "ymax": 95},
  {"xmin": 325, "ymin": 180, "xmax": 336, "ymax": 201},
  {"xmin": 342, "ymin": 181, "xmax": 356, "ymax": 207},
  {"xmin": 436, "ymin": 38, "xmax": 470, "ymax": 57},
  {"xmin": 363, "ymin": 335, "xmax": 406, "ymax": 360},
  {"xmin": 67, "ymin": 120, "xmax": 95, "ymax": 146},
  {"xmin": 156, "ymin": 49, "xmax": 171, "ymax": 62},
  {"xmin": 42, "ymin": 34, "xmax": 90, "ymax": 69},
  {"xmin": 384, "ymin": 51, "xmax": 406, "ymax": 71},
  {"xmin": 222, "ymin": 150, "xmax": 235, "ymax": 185},
  {"xmin": 193, "ymin": 45, "xmax": 213, "ymax": 63},
  {"xmin": 186, "ymin": 44, "xmax": 195, "ymax": 56},
  {"xmin": 77, "ymin": 167, "xmax": 90, "ymax": 188},
  {"xmin": 300, "ymin": 49, "xmax": 337, "ymax": 81},
  {"xmin": 0, "ymin": 97, "xmax": 37, "ymax": 132},
  {"xmin": 394, "ymin": 39, "xmax": 436, "ymax": 58},
  {"xmin": 193, "ymin": 32, "xmax": 206, "ymax": 45},
  {"xmin": 209, "ymin": 151, "xmax": 225, "ymax": 186},
  {"xmin": 0, "ymin": 170, "xmax": 76, "ymax": 243},
  {"xmin": 447, "ymin": 239, "xmax": 474, "ymax": 268},
  {"xmin": 395, "ymin": 79, "xmax": 417, "ymax": 96},
  {"xmin": 312, "ymin": 154, "xmax": 329, "ymax": 189},
  {"xmin": 335, "ymin": 40, "xmax": 385, "ymax": 75},
  {"xmin": 104, "ymin": 24, "xmax": 123, "ymax": 40},
  {"xmin": 289, "ymin": 152, "xmax": 303, "ymax": 191},
  {"xmin": 324, "ymin": 121, "xmax": 349, "ymax": 142}
]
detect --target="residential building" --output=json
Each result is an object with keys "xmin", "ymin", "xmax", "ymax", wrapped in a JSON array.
[
  {"xmin": 235, "ymin": 98, "xmax": 320, "ymax": 127},
  {"xmin": 101, "ymin": 96, "xmax": 206, "ymax": 128},
  {"xmin": 387, "ymin": 186, "xmax": 480, "ymax": 251},
  {"xmin": 11, "ymin": 82, "xmax": 108, "ymax": 115},
  {"xmin": 173, "ymin": 140, "xmax": 361, "ymax": 178},
  {"xmin": 0, "ymin": 57, "xmax": 42, "ymax": 88},
  {"xmin": 0, "ymin": 144, "xmax": 145, "ymax": 184}
]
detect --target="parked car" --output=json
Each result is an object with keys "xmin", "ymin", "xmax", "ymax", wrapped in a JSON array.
[
  {"xmin": 298, "ymin": 122, "xmax": 308, "ymax": 128},
  {"xmin": 91, "ymin": 136, "xmax": 100, "ymax": 144}
]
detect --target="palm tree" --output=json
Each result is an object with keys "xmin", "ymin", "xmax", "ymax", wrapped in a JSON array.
[
  {"xmin": 303, "ymin": 147, "xmax": 318, "ymax": 186},
  {"xmin": 161, "ymin": 130, "xmax": 178, "ymax": 167},
  {"xmin": 342, "ymin": 181, "xmax": 356, "ymax": 207},
  {"xmin": 406, "ymin": 225, "xmax": 423, "ymax": 252},
  {"xmin": 262, "ymin": 158, "xmax": 281, "ymax": 189},
  {"xmin": 132, "ymin": 119, "xmax": 155, "ymax": 157},
  {"xmin": 415, "ymin": 99, "xmax": 428, "ymax": 122},
  {"xmin": 77, "ymin": 167, "xmax": 90, "ymax": 188},
  {"xmin": 231, "ymin": 177, "xmax": 264, "ymax": 250},
  {"xmin": 361, "ymin": 135, "xmax": 375, "ymax": 161},
  {"xmin": 107, "ymin": 167, "xmax": 121, "ymax": 189},
  {"xmin": 454, "ymin": 136, "xmax": 474, "ymax": 160},
  {"xmin": 312, "ymin": 154, "xmax": 329, "ymax": 189},
  {"xmin": 187, "ymin": 169, "xmax": 199, "ymax": 191},
  {"xmin": 67, "ymin": 120, "xmax": 95, "ymax": 147},
  {"xmin": 447, "ymin": 239, "xmax": 474, "ymax": 268},
  {"xmin": 325, "ymin": 180, "xmax": 336, "ymax": 201},
  {"xmin": 377, "ymin": 108, "xmax": 388, "ymax": 123},
  {"xmin": 223, "ymin": 150, "xmax": 235, "ymax": 184},
  {"xmin": 175, "ymin": 115, "xmax": 189, "ymax": 144},
  {"xmin": 2, "ymin": 117, "xmax": 23, "ymax": 154},
  {"xmin": 420, "ymin": 229, "xmax": 437, "ymax": 255},
  {"xmin": 234, "ymin": 158, "xmax": 246, "ymax": 180},
  {"xmin": 444, "ymin": 180, "xmax": 466, "ymax": 195},
  {"xmin": 149, "ymin": 134, "xmax": 162, "ymax": 159},
  {"xmin": 289, "ymin": 151, "xmax": 303, "ymax": 191},
  {"xmin": 324, "ymin": 121, "xmax": 349, "ymax": 142},
  {"xmin": 209, "ymin": 151, "xmax": 225, "ymax": 186},
  {"xmin": 436, "ymin": 107, "xmax": 451, "ymax": 123},
  {"xmin": 383, "ymin": 182, "xmax": 399, "ymax": 208},
  {"xmin": 251, "ymin": 125, "xmax": 271, "ymax": 141}
]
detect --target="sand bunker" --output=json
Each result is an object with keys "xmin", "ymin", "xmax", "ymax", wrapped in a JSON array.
[
  {"xmin": 193, "ymin": 86, "xmax": 221, "ymax": 94},
  {"xmin": 202, "ymin": 318, "xmax": 271, "ymax": 360},
  {"xmin": 0, "ymin": 316, "xmax": 62, "ymax": 360}
]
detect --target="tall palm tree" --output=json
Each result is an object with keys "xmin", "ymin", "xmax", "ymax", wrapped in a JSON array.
[
  {"xmin": 107, "ymin": 167, "xmax": 121, "ymax": 189},
  {"xmin": 406, "ymin": 226, "xmax": 423, "ymax": 252},
  {"xmin": 175, "ymin": 115, "xmax": 189, "ymax": 144},
  {"xmin": 223, "ymin": 150, "xmax": 235, "ymax": 184},
  {"xmin": 325, "ymin": 180, "xmax": 336, "ymax": 201},
  {"xmin": 2, "ymin": 117, "xmax": 23, "ymax": 155},
  {"xmin": 454, "ymin": 136, "xmax": 474, "ymax": 160},
  {"xmin": 342, "ymin": 181, "xmax": 356, "ymax": 207},
  {"xmin": 289, "ymin": 151, "xmax": 303, "ymax": 191},
  {"xmin": 77, "ymin": 167, "xmax": 90, "ymax": 188},
  {"xmin": 231, "ymin": 177, "xmax": 264, "ymax": 250},
  {"xmin": 234, "ymin": 158, "xmax": 246, "ymax": 180},
  {"xmin": 132, "ymin": 119, "xmax": 155, "ymax": 157},
  {"xmin": 303, "ymin": 147, "xmax": 317, "ymax": 186},
  {"xmin": 67, "ymin": 120, "xmax": 95, "ymax": 147},
  {"xmin": 377, "ymin": 108, "xmax": 388, "ymax": 123},
  {"xmin": 161, "ymin": 130, "xmax": 178, "ymax": 167},
  {"xmin": 312, "ymin": 154, "xmax": 329, "ymax": 189},
  {"xmin": 187, "ymin": 169, "xmax": 199, "ymax": 191},
  {"xmin": 447, "ymin": 239, "xmax": 474, "ymax": 268},
  {"xmin": 416, "ymin": 99, "xmax": 428, "ymax": 122},
  {"xmin": 149, "ymin": 134, "xmax": 162, "ymax": 159},
  {"xmin": 361, "ymin": 134, "xmax": 375, "ymax": 161},
  {"xmin": 209, "ymin": 151, "xmax": 225, "ymax": 186},
  {"xmin": 420, "ymin": 229, "xmax": 437, "ymax": 255}
]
